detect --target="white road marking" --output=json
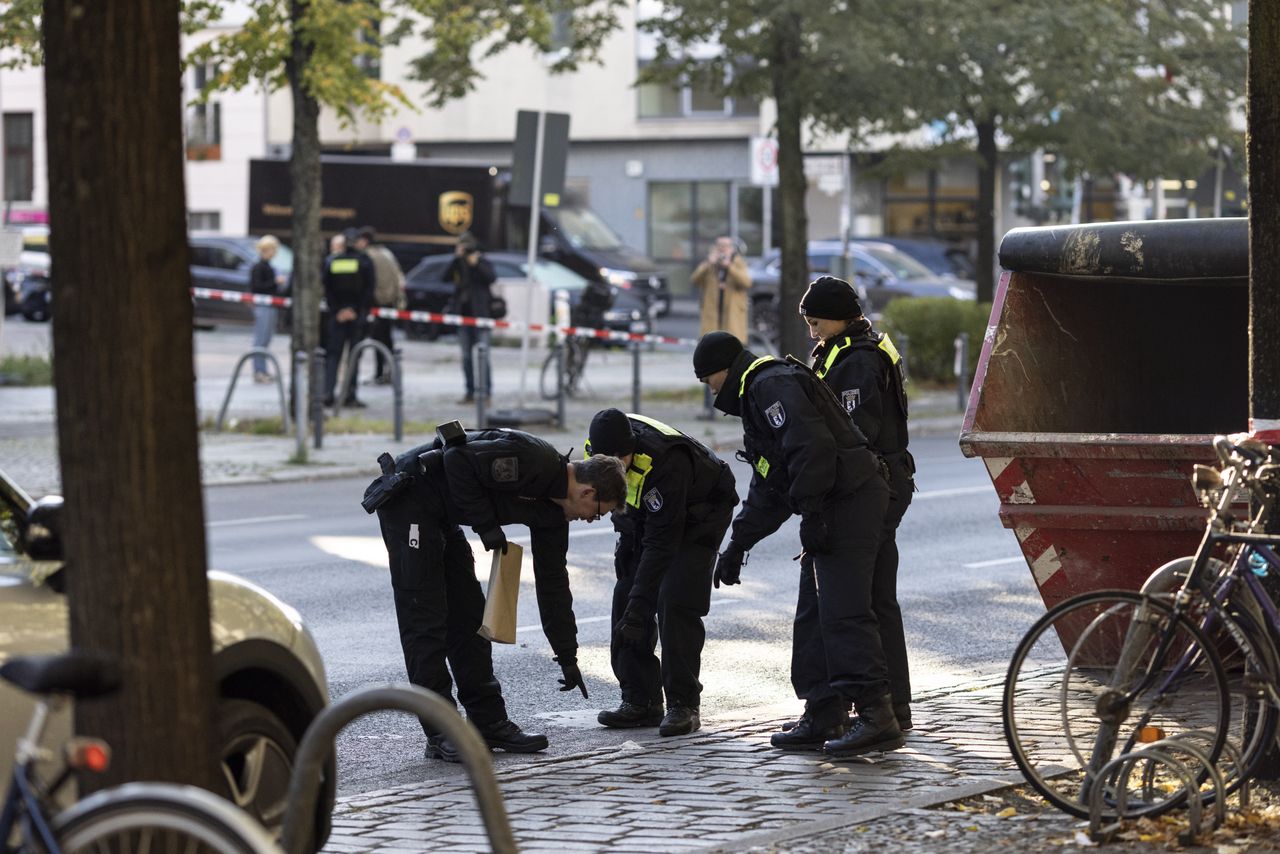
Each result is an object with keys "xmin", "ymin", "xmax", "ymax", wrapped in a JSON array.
[
  {"xmin": 962, "ymin": 556, "xmax": 1025, "ymax": 569},
  {"xmin": 208, "ymin": 513, "xmax": 307, "ymax": 528}
]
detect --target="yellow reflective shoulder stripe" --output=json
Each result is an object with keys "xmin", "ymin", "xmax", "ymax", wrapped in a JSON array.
[
  {"xmin": 628, "ymin": 413, "xmax": 681, "ymax": 436},
  {"xmin": 330, "ymin": 258, "xmax": 359, "ymax": 274},
  {"xmin": 878, "ymin": 334, "xmax": 901, "ymax": 364},
  {"xmin": 738, "ymin": 356, "xmax": 776, "ymax": 397},
  {"xmin": 625, "ymin": 452, "xmax": 655, "ymax": 509},
  {"xmin": 816, "ymin": 337, "xmax": 853, "ymax": 380},
  {"xmin": 754, "ymin": 456, "xmax": 770, "ymax": 478}
]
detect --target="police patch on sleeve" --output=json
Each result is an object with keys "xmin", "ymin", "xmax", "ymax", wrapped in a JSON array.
[
  {"xmin": 765, "ymin": 401, "xmax": 787, "ymax": 428},
  {"xmin": 491, "ymin": 456, "xmax": 519, "ymax": 483},
  {"xmin": 841, "ymin": 388, "xmax": 861, "ymax": 413},
  {"xmin": 643, "ymin": 487, "xmax": 663, "ymax": 512}
]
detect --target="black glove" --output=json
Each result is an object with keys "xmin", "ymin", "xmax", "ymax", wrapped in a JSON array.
[
  {"xmin": 555, "ymin": 655, "xmax": 588, "ymax": 699},
  {"xmin": 478, "ymin": 526, "xmax": 507, "ymax": 554},
  {"xmin": 614, "ymin": 600, "xmax": 648, "ymax": 647},
  {"xmin": 799, "ymin": 513, "xmax": 830, "ymax": 555},
  {"xmin": 713, "ymin": 542, "xmax": 746, "ymax": 588}
]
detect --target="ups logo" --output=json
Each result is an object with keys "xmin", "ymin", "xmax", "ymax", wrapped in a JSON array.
[{"xmin": 439, "ymin": 191, "xmax": 474, "ymax": 235}]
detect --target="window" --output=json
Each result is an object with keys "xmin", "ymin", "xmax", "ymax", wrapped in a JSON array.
[
  {"xmin": 3, "ymin": 113, "xmax": 34, "ymax": 202},
  {"xmin": 636, "ymin": 61, "xmax": 758, "ymax": 119},
  {"xmin": 648, "ymin": 180, "xmax": 746, "ymax": 294},
  {"xmin": 186, "ymin": 65, "xmax": 221, "ymax": 161},
  {"xmin": 188, "ymin": 211, "xmax": 221, "ymax": 232}
]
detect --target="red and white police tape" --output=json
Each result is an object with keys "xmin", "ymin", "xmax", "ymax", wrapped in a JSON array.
[{"xmin": 190, "ymin": 286, "xmax": 699, "ymax": 347}]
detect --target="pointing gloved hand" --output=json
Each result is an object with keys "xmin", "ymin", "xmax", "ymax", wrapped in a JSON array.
[
  {"xmin": 713, "ymin": 542, "xmax": 746, "ymax": 588},
  {"xmin": 478, "ymin": 526, "xmax": 508, "ymax": 554},
  {"xmin": 614, "ymin": 600, "xmax": 648, "ymax": 647},
  {"xmin": 555, "ymin": 655, "xmax": 589, "ymax": 699},
  {"xmin": 799, "ymin": 513, "xmax": 830, "ymax": 555}
]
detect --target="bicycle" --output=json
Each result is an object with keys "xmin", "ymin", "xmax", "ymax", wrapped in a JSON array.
[
  {"xmin": 2, "ymin": 650, "xmax": 275, "ymax": 853},
  {"xmin": 1003, "ymin": 435, "xmax": 1280, "ymax": 821},
  {"xmin": 539, "ymin": 329, "xmax": 593, "ymax": 400}
]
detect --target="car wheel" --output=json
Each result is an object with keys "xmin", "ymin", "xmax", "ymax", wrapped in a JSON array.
[
  {"xmin": 216, "ymin": 698, "xmax": 297, "ymax": 843},
  {"xmin": 22, "ymin": 302, "xmax": 49, "ymax": 322}
]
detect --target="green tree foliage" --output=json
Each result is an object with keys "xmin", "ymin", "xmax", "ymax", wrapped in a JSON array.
[
  {"xmin": 880, "ymin": 297, "xmax": 990, "ymax": 383},
  {"xmin": 0, "ymin": 0, "xmax": 40, "ymax": 68},
  {"xmin": 864, "ymin": 0, "xmax": 1245, "ymax": 302}
]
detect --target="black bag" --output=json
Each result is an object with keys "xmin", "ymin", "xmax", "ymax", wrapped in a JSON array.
[{"xmin": 489, "ymin": 294, "xmax": 508, "ymax": 320}]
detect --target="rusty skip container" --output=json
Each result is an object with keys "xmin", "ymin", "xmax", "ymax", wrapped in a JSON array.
[{"xmin": 959, "ymin": 218, "xmax": 1248, "ymax": 613}]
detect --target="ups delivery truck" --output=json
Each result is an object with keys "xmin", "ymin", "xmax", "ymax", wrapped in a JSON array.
[{"xmin": 247, "ymin": 156, "xmax": 670, "ymax": 314}]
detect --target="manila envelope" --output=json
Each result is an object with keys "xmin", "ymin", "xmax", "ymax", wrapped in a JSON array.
[{"xmin": 478, "ymin": 541, "xmax": 523, "ymax": 644}]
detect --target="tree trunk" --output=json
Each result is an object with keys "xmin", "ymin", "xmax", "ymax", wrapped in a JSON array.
[
  {"xmin": 975, "ymin": 116, "xmax": 998, "ymax": 304},
  {"xmin": 771, "ymin": 12, "xmax": 810, "ymax": 359},
  {"xmin": 1249, "ymin": 0, "xmax": 1280, "ymax": 439},
  {"xmin": 44, "ymin": 0, "xmax": 216, "ymax": 789},
  {"xmin": 289, "ymin": 0, "xmax": 323, "ymax": 442}
]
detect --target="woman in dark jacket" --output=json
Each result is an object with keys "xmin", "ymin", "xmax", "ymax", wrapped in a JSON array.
[
  {"xmin": 250, "ymin": 235, "xmax": 284, "ymax": 383},
  {"xmin": 443, "ymin": 234, "xmax": 497, "ymax": 403}
]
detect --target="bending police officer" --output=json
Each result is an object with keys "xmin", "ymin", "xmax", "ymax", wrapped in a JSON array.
[
  {"xmin": 801, "ymin": 276, "xmax": 915, "ymax": 732},
  {"xmin": 365, "ymin": 426, "xmax": 627, "ymax": 761},
  {"xmin": 585, "ymin": 409, "xmax": 739, "ymax": 736},
  {"xmin": 692, "ymin": 331, "xmax": 902, "ymax": 757}
]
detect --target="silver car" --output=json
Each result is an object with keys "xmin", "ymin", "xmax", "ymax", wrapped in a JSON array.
[{"xmin": 0, "ymin": 470, "xmax": 333, "ymax": 846}]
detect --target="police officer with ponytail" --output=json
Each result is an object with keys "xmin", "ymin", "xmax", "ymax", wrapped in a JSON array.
[
  {"xmin": 586, "ymin": 409, "xmax": 738, "ymax": 737},
  {"xmin": 800, "ymin": 276, "xmax": 915, "ymax": 734},
  {"xmin": 692, "ymin": 331, "xmax": 901, "ymax": 757}
]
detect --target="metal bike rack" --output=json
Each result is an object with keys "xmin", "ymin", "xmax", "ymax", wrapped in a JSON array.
[
  {"xmin": 475, "ymin": 339, "xmax": 490, "ymax": 429},
  {"xmin": 279, "ymin": 683, "xmax": 516, "ymax": 854},
  {"xmin": 215, "ymin": 348, "xmax": 290, "ymax": 433},
  {"xmin": 335, "ymin": 339, "xmax": 404, "ymax": 441},
  {"xmin": 1086, "ymin": 730, "xmax": 1242, "ymax": 845}
]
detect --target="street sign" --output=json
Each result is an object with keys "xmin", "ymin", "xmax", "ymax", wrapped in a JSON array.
[
  {"xmin": 750, "ymin": 137, "xmax": 779, "ymax": 187},
  {"xmin": 510, "ymin": 111, "xmax": 570, "ymax": 208}
]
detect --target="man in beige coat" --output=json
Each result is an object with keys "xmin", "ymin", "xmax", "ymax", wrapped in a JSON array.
[{"xmin": 692, "ymin": 236, "xmax": 752, "ymax": 343}]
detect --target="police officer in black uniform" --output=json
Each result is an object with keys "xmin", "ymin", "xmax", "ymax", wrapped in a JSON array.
[
  {"xmin": 323, "ymin": 227, "xmax": 375, "ymax": 407},
  {"xmin": 801, "ymin": 276, "xmax": 915, "ymax": 733},
  {"xmin": 585, "ymin": 409, "xmax": 739, "ymax": 736},
  {"xmin": 365, "ymin": 427, "xmax": 628, "ymax": 761},
  {"xmin": 692, "ymin": 331, "xmax": 902, "ymax": 757}
]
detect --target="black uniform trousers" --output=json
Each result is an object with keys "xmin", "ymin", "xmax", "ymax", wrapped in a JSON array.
[
  {"xmin": 610, "ymin": 500, "xmax": 733, "ymax": 710},
  {"xmin": 324, "ymin": 316, "xmax": 363, "ymax": 402},
  {"xmin": 789, "ymin": 474, "xmax": 891, "ymax": 727},
  {"xmin": 876, "ymin": 453, "xmax": 914, "ymax": 705},
  {"xmin": 375, "ymin": 483, "xmax": 507, "ymax": 735}
]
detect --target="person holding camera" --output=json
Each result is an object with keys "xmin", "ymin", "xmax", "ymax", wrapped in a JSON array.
[
  {"xmin": 691, "ymin": 235, "xmax": 752, "ymax": 344},
  {"xmin": 443, "ymin": 233, "xmax": 498, "ymax": 404}
]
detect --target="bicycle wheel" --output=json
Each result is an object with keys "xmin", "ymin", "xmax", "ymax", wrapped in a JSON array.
[
  {"xmin": 53, "ymin": 782, "xmax": 276, "ymax": 854},
  {"xmin": 539, "ymin": 345, "xmax": 561, "ymax": 400},
  {"xmin": 564, "ymin": 339, "xmax": 588, "ymax": 397},
  {"xmin": 1004, "ymin": 590, "xmax": 1231, "ymax": 820}
]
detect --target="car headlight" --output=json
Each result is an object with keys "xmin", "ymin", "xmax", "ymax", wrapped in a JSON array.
[
  {"xmin": 600, "ymin": 267, "xmax": 636, "ymax": 289},
  {"xmin": 948, "ymin": 285, "xmax": 976, "ymax": 300}
]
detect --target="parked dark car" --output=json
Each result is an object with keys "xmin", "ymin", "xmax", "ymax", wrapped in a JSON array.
[
  {"xmin": 848, "ymin": 236, "xmax": 975, "ymax": 280},
  {"xmin": 538, "ymin": 206, "xmax": 672, "ymax": 316},
  {"xmin": 404, "ymin": 251, "xmax": 648, "ymax": 338},
  {"xmin": 190, "ymin": 235, "xmax": 293, "ymax": 328},
  {"xmin": 2, "ymin": 227, "xmax": 52, "ymax": 322}
]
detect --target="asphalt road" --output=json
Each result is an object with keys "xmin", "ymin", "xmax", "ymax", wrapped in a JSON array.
[{"xmin": 202, "ymin": 432, "xmax": 1039, "ymax": 797}]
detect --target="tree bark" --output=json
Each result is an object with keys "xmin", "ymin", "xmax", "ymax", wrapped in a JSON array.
[
  {"xmin": 289, "ymin": 0, "xmax": 323, "ymax": 439},
  {"xmin": 44, "ymin": 0, "xmax": 216, "ymax": 789},
  {"xmin": 1249, "ymin": 0, "xmax": 1280, "ymax": 436},
  {"xmin": 771, "ymin": 12, "xmax": 810, "ymax": 359},
  {"xmin": 975, "ymin": 116, "xmax": 998, "ymax": 304}
]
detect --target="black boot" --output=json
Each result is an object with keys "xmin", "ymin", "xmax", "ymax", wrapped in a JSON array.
[
  {"xmin": 598, "ymin": 701, "xmax": 664, "ymax": 729},
  {"xmin": 478, "ymin": 719, "xmax": 549, "ymax": 753},
  {"xmin": 770, "ymin": 713, "xmax": 844, "ymax": 751},
  {"xmin": 894, "ymin": 702, "xmax": 913, "ymax": 732},
  {"xmin": 823, "ymin": 695, "xmax": 905, "ymax": 757},
  {"xmin": 425, "ymin": 735, "xmax": 461, "ymax": 763},
  {"xmin": 658, "ymin": 705, "xmax": 700, "ymax": 737}
]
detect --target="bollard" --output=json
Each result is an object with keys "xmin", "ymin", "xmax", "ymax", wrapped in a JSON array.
[
  {"xmin": 631, "ymin": 338, "xmax": 642, "ymax": 415},
  {"xmin": 392, "ymin": 346, "xmax": 404, "ymax": 442},
  {"xmin": 555, "ymin": 340, "xmax": 566, "ymax": 429},
  {"xmin": 312, "ymin": 346, "xmax": 326, "ymax": 450},
  {"xmin": 475, "ymin": 338, "xmax": 489, "ymax": 429},
  {"xmin": 954, "ymin": 331, "xmax": 970, "ymax": 411},
  {"xmin": 293, "ymin": 350, "xmax": 307, "ymax": 459}
]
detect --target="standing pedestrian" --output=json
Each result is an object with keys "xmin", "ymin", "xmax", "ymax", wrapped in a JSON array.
[
  {"xmin": 692, "ymin": 331, "xmax": 902, "ymax": 758},
  {"xmin": 585, "ymin": 409, "xmax": 739, "ymax": 736},
  {"xmin": 800, "ymin": 276, "xmax": 915, "ymax": 734},
  {"xmin": 691, "ymin": 236, "xmax": 752, "ymax": 343},
  {"xmin": 322, "ymin": 227, "xmax": 374, "ymax": 408},
  {"xmin": 249, "ymin": 234, "xmax": 285, "ymax": 383},
  {"xmin": 354, "ymin": 226, "xmax": 405, "ymax": 385},
  {"xmin": 364, "ymin": 428, "xmax": 627, "ymax": 761},
  {"xmin": 443, "ymin": 233, "xmax": 497, "ymax": 404}
]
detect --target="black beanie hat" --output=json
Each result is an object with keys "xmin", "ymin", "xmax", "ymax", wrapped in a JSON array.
[
  {"xmin": 799, "ymin": 276, "xmax": 862, "ymax": 320},
  {"xmin": 588, "ymin": 408, "xmax": 636, "ymax": 457},
  {"xmin": 693, "ymin": 331, "xmax": 744, "ymax": 378}
]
